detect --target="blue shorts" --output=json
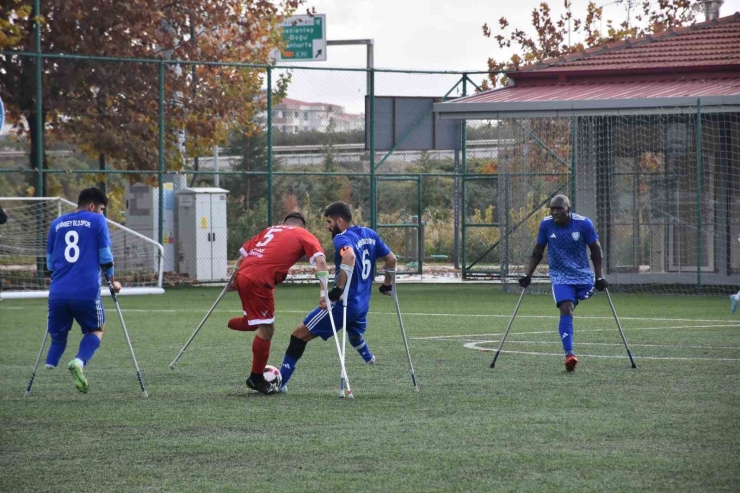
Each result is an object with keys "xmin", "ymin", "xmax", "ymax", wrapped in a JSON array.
[
  {"xmin": 303, "ymin": 304, "xmax": 367, "ymax": 341},
  {"xmin": 552, "ymin": 284, "xmax": 594, "ymax": 308},
  {"xmin": 48, "ymin": 298, "xmax": 105, "ymax": 337}
]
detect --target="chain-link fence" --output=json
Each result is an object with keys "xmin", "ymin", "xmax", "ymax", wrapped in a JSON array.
[{"xmin": 1, "ymin": 51, "xmax": 738, "ymax": 295}]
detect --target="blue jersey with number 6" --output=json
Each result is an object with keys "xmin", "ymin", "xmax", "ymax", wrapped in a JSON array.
[
  {"xmin": 47, "ymin": 210, "xmax": 111, "ymax": 300},
  {"xmin": 333, "ymin": 226, "xmax": 390, "ymax": 314}
]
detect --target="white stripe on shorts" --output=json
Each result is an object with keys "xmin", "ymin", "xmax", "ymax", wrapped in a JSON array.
[
  {"xmin": 96, "ymin": 299, "xmax": 103, "ymax": 328},
  {"xmin": 306, "ymin": 309, "xmax": 329, "ymax": 330}
]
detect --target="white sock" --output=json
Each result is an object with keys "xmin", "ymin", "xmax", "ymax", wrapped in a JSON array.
[{"xmin": 74, "ymin": 357, "xmax": 84, "ymax": 368}]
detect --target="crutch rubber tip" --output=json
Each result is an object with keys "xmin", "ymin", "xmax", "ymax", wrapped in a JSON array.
[
  {"xmin": 169, "ymin": 364, "xmax": 176, "ymax": 370},
  {"xmin": 142, "ymin": 391, "xmax": 149, "ymax": 398}
]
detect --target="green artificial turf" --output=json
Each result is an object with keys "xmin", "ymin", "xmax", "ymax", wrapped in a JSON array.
[{"xmin": 1, "ymin": 285, "xmax": 739, "ymax": 492}]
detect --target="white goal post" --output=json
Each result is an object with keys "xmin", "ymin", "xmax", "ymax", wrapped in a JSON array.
[{"xmin": 0, "ymin": 197, "xmax": 164, "ymax": 299}]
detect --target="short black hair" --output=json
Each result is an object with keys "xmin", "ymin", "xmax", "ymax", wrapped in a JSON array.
[
  {"xmin": 77, "ymin": 187, "xmax": 108, "ymax": 207},
  {"xmin": 283, "ymin": 211, "xmax": 306, "ymax": 226},
  {"xmin": 323, "ymin": 201, "xmax": 352, "ymax": 222}
]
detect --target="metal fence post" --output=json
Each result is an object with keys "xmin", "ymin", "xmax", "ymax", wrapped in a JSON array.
[
  {"xmin": 369, "ymin": 68, "xmax": 376, "ymax": 229},
  {"xmin": 267, "ymin": 66, "xmax": 273, "ymax": 225},
  {"xmin": 696, "ymin": 98, "xmax": 702, "ymax": 292},
  {"xmin": 34, "ymin": 0, "xmax": 44, "ymax": 287},
  {"xmin": 157, "ymin": 60, "xmax": 165, "ymax": 246},
  {"xmin": 571, "ymin": 117, "xmax": 577, "ymax": 208},
  {"xmin": 460, "ymin": 75, "xmax": 467, "ymax": 278}
]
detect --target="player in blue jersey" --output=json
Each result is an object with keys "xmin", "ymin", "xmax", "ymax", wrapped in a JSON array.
[
  {"xmin": 278, "ymin": 201, "xmax": 397, "ymax": 392},
  {"xmin": 519, "ymin": 195, "xmax": 607, "ymax": 372},
  {"xmin": 45, "ymin": 187, "xmax": 121, "ymax": 392}
]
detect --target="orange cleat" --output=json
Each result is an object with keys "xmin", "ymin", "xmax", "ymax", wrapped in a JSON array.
[{"xmin": 565, "ymin": 354, "xmax": 579, "ymax": 372}]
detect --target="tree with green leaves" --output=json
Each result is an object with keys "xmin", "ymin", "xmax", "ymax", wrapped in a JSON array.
[{"xmin": 0, "ymin": 0, "xmax": 303, "ymax": 195}]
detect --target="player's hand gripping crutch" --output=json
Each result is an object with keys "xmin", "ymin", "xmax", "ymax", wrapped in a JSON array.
[
  {"xmin": 320, "ymin": 275, "xmax": 354, "ymax": 399},
  {"xmin": 490, "ymin": 288, "xmax": 527, "ymax": 369},
  {"xmin": 380, "ymin": 270, "xmax": 419, "ymax": 391},
  {"xmin": 169, "ymin": 264, "xmax": 238, "ymax": 369},
  {"xmin": 603, "ymin": 287, "xmax": 637, "ymax": 369},
  {"xmin": 105, "ymin": 276, "xmax": 148, "ymax": 397}
]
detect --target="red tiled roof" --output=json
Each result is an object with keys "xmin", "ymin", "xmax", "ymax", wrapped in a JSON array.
[
  {"xmin": 515, "ymin": 12, "xmax": 740, "ymax": 75},
  {"xmin": 457, "ymin": 78, "xmax": 740, "ymax": 104}
]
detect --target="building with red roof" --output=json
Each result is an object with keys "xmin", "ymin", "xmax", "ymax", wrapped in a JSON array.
[{"xmin": 435, "ymin": 11, "xmax": 740, "ymax": 289}]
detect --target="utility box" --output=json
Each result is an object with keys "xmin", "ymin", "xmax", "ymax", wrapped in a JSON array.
[
  {"xmin": 177, "ymin": 188, "xmax": 229, "ymax": 281},
  {"xmin": 125, "ymin": 176, "xmax": 186, "ymax": 272}
]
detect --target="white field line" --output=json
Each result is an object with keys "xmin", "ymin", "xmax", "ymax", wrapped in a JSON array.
[
  {"xmin": 3, "ymin": 305, "xmax": 739, "ymax": 325},
  {"xmin": 455, "ymin": 339, "xmax": 740, "ymax": 350},
  {"xmin": 411, "ymin": 324, "xmax": 740, "ymax": 341},
  {"xmin": 463, "ymin": 342, "xmax": 740, "ymax": 362}
]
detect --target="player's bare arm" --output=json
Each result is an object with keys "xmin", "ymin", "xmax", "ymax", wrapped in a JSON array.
[
  {"xmin": 519, "ymin": 243, "xmax": 546, "ymax": 288},
  {"xmin": 313, "ymin": 254, "xmax": 329, "ymax": 308},
  {"xmin": 589, "ymin": 239, "xmax": 608, "ymax": 291},
  {"xmin": 378, "ymin": 251, "xmax": 397, "ymax": 295},
  {"xmin": 336, "ymin": 246, "xmax": 356, "ymax": 289}
]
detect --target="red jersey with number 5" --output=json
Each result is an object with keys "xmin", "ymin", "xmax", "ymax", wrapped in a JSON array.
[{"xmin": 238, "ymin": 226, "xmax": 324, "ymax": 286}]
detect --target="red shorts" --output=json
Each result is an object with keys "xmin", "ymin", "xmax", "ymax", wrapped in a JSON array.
[{"xmin": 235, "ymin": 274, "xmax": 275, "ymax": 326}]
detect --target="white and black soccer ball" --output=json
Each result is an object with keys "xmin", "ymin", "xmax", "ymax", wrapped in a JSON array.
[{"xmin": 263, "ymin": 365, "xmax": 282, "ymax": 389}]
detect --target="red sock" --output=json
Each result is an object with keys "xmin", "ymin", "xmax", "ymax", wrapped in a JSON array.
[
  {"xmin": 228, "ymin": 316, "xmax": 255, "ymax": 332},
  {"xmin": 251, "ymin": 336, "xmax": 271, "ymax": 374}
]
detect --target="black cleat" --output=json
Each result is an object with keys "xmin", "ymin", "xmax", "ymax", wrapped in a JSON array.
[{"xmin": 246, "ymin": 375, "xmax": 277, "ymax": 395}]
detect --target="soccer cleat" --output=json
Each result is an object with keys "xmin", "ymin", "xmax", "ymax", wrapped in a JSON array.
[
  {"xmin": 246, "ymin": 375, "xmax": 277, "ymax": 395},
  {"xmin": 278, "ymin": 385, "xmax": 288, "ymax": 394},
  {"xmin": 67, "ymin": 359, "xmax": 89, "ymax": 393},
  {"xmin": 731, "ymin": 294, "xmax": 739, "ymax": 314},
  {"xmin": 45, "ymin": 364, "xmax": 56, "ymax": 370},
  {"xmin": 365, "ymin": 355, "xmax": 376, "ymax": 365},
  {"xmin": 565, "ymin": 354, "xmax": 578, "ymax": 372}
]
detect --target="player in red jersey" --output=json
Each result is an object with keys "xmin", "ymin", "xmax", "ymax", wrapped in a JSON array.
[{"xmin": 227, "ymin": 211, "xmax": 328, "ymax": 394}]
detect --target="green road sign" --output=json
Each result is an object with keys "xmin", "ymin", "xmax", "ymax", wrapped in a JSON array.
[{"xmin": 279, "ymin": 14, "xmax": 326, "ymax": 62}]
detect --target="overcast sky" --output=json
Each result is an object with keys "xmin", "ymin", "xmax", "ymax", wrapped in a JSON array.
[{"xmin": 277, "ymin": 0, "xmax": 740, "ymax": 113}]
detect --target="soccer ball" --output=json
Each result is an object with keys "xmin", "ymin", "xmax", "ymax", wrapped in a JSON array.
[{"xmin": 263, "ymin": 365, "xmax": 282, "ymax": 389}]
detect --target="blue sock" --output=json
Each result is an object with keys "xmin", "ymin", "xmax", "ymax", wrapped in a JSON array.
[
  {"xmin": 76, "ymin": 333, "xmax": 101, "ymax": 366},
  {"xmin": 559, "ymin": 315, "xmax": 574, "ymax": 355},
  {"xmin": 46, "ymin": 333, "xmax": 68, "ymax": 367},
  {"xmin": 280, "ymin": 354, "xmax": 299, "ymax": 386},
  {"xmin": 349, "ymin": 335, "xmax": 373, "ymax": 362}
]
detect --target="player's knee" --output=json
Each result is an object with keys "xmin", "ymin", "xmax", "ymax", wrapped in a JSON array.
[
  {"xmin": 286, "ymin": 334, "xmax": 308, "ymax": 359},
  {"xmin": 291, "ymin": 324, "xmax": 312, "ymax": 341},
  {"xmin": 256, "ymin": 324, "xmax": 275, "ymax": 340},
  {"xmin": 50, "ymin": 332, "xmax": 68, "ymax": 344},
  {"xmin": 557, "ymin": 302, "xmax": 574, "ymax": 315}
]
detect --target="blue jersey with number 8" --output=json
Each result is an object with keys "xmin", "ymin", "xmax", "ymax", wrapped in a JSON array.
[
  {"xmin": 47, "ymin": 210, "xmax": 111, "ymax": 300},
  {"xmin": 333, "ymin": 226, "xmax": 390, "ymax": 314}
]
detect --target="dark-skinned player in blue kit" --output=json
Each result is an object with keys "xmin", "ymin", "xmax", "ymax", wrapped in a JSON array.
[
  {"xmin": 44, "ymin": 187, "xmax": 121, "ymax": 392},
  {"xmin": 519, "ymin": 194, "xmax": 607, "ymax": 372},
  {"xmin": 279, "ymin": 201, "xmax": 397, "ymax": 393}
]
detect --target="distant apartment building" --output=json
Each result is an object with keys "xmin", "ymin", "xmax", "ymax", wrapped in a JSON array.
[{"xmin": 272, "ymin": 98, "xmax": 364, "ymax": 133}]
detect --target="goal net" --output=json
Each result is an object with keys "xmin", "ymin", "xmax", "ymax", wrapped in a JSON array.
[
  {"xmin": 0, "ymin": 197, "xmax": 164, "ymax": 299},
  {"xmin": 468, "ymin": 109, "xmax": 740, "ymax": 296}
]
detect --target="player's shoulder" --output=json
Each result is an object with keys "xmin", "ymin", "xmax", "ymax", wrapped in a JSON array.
[
  {"xmin": 571, "ymin": 213, "xmax": 588, "ymax": 221},
  {"xmin": 571, "ymin": 213, "xmax": 594, "ymax": 227},
  {"xmin": 540, "ymin": 215, "xmax": 553, "ymax": 224}
]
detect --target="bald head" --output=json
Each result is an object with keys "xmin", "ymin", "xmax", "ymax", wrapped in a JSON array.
[
  {"xmin": 550, "ymin": 195, "xmax": 571, "ymax": 209},
  {"xmin": 549, "ymin": 195, "xmax": 571, "ymax": 225}
]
